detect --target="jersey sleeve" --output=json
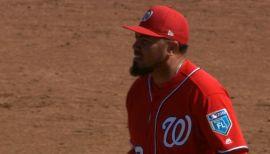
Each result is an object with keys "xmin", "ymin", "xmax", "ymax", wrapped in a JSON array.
[
  {"xmin": 126, "ymin": 78, "xmax": 141, "ymax": 154},
  {"xmin": 193, "ymin": 92, "xmax": 249, "ymax": 153},
  {"xmin": 126, "ymin": 85, "xmax": 135, "ymax": 154},
  {"xmin": 127, "ymin": 148, "xmax": 135, "ymax": 154}
]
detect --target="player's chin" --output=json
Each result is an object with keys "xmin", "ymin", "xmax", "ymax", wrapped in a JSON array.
[{"xmin": 129, "ymin": 62, "xmax": 153, "ymax": 76}]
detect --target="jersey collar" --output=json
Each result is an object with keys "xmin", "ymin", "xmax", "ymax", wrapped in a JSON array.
[{"xmin": 151, "ymin": 59, "xmax": 198, "ymax": 91}]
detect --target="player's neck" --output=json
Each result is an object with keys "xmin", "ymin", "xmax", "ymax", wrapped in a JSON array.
[{"xmin": 151, "ymin": 57, "xmax": 185, "ymax": 87}]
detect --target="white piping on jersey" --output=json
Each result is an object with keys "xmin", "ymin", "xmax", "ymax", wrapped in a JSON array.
[
  {"xmin": 147, "ymin": 59, "xmax": 184, "ymax": 103},
  {"xmin": 147, "ymin": 59, "xmax": 184, "ymax": 102},
  {"xmin": 148, "ymin": 67, "xmax": 200, "ymax": 154},
  {"xmin": 218, "ymin": 146, "xmax": 249, "ymax": 153},
  {"xmin": 176, "ymin": 59, "xmax": 184, "ymax": 74}
]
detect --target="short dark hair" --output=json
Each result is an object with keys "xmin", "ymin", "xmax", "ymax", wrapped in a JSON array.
[{"xmin": 179, "ymin": 44, "xmax": 188, "ymax": 54}]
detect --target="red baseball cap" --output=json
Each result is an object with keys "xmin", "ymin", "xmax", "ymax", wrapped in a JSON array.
[{"xmin": 123, "ymin": 5, "xmax": 189, "ymax": 45}]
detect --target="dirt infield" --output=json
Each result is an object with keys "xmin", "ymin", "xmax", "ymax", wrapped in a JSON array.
[{"xmin": 0, "ymin": 0, "xmax": 269, "ymax": 153}]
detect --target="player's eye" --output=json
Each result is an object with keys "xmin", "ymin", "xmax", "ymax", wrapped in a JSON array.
[{"xmin": 141, "ymin": 38, "xmax": 155, "ymax": 45}]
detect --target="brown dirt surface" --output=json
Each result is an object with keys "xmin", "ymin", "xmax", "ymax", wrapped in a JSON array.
[{"xmin": 0, "ymin": 0, "xmax": 269, "ymax": 153}]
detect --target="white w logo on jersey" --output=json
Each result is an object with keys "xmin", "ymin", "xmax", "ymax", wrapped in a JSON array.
[{"xmin": 162, "ymin": 115, "xmax": 192, "ymax": 148}]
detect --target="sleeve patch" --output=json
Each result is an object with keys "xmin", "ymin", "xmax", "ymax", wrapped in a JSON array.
[{"xmin": 206, "ymin": 109, "xmax": 232, "ymax": 136}]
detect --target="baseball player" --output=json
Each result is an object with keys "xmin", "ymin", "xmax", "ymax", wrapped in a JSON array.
[{"xmin": 123, "ymin": 5, "xmax": 249, "ymax": 154}]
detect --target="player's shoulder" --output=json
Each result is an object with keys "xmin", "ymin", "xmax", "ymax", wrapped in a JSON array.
[
  {"xmin": 129, "ymin": 75, "xmax": 147, "ymax": 91},
  {"xmin": 127, "ymin": 75, "xmax": 148, "ymax": 97},
  {"xmin": 126, "ymin": 75, "xmax": 148, "ymax": 109},
  {"xmin": 190, "ymin": 69, "xmax": 226, "ymax": 96},
  {"xmin": 182, "ymin": 60, "xmax": 227, "ymax": 96}
]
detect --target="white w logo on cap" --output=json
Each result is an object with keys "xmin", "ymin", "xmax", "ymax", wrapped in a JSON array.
[{"xmin": 141, "ymin": 10, "xmax": 153, "ymax": 22}]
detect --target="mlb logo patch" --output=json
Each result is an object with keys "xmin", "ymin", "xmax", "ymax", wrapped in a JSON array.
[{"xmin": 206, "ymin": 109, "xmax": 232, "ymax": 136}]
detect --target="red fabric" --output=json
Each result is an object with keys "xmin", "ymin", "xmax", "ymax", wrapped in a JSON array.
[
  {"xmin": 126, "ymin": 59, "xmax": 248, "ymax": 154},
  {"xmin": 123, "ymin": 5, "xmax": 189, "ymax": 45}
]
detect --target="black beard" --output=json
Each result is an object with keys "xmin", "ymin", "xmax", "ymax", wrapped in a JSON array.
[{"xmin": 129, "ymin": 61, "xmax": 154, "ymax": 76}]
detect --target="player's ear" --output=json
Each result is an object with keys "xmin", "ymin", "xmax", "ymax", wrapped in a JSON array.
[{"xmin": 166, "ymin": 40, "xmax": 179, "ymax": 55}]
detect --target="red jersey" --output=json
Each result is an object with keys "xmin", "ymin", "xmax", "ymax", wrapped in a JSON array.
[{"xmin": 126, "ymin": 60, "xmax": 248, "ymax": 154}]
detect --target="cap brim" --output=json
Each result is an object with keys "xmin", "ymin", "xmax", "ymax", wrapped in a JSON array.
[{"xmin": 123, "ymin": 25, "xmax": 164, "ymax": 38}]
